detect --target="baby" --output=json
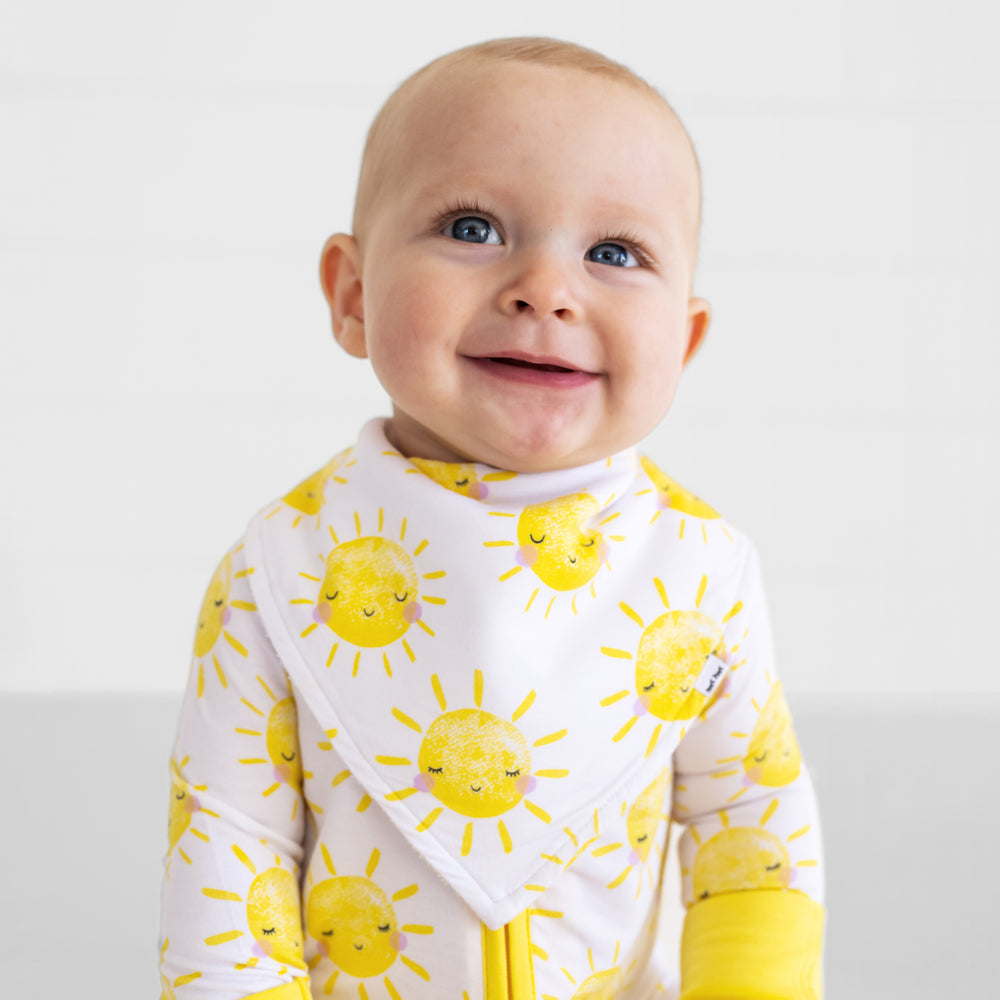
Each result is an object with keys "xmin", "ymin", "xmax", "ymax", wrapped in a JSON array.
[{"xmin": 159, "ymin": 37, "xmax": 824, "ymax": 1000}]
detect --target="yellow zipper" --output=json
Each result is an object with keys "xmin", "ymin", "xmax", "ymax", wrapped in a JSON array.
[{"xmin": 482, "ymin": 909, "xmax": 535, "ymax": 999}]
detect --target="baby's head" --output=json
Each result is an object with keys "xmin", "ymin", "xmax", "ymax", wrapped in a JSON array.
[{"xmin": 321, "ymin": 37, "xmax": 710, "ymax": 473}]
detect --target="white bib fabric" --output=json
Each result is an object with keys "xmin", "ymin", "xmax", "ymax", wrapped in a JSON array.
[{"xmin": 245, "ymin": 418, "xmax": 742, "ymax": 928}]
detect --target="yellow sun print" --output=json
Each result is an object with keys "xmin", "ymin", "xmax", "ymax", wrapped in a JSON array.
[
  {"xmin": 600, "ymin": 576, "xmax": 739, "ymax": 756},
  {"xmin": 165, "ymin": 756, "xmax": 218, "ymax": 873},
  {"xmin": 685, "ymin": 800, "xmax": 818, "ymax": 903},
  {"xmin": 407, "ymin": 458, "xmax": 515, "ymax": 500},
  {"xmin": 237, "ymin": 675, "xmax": 312, "ymax": 820},
  {"xmin": 743, "ymin": 681, "xmax": 802, "ymax": 787},
  {"xmin": 703, "ymin": 677, "xmax": 804, "ymax": 806},
  {"xmin": 486, "ymin": 492, "xmax": 625, "ymax": 618},
  {"xmin": 158, "ymin": 939, "xmax": 201, "ymax": 998},
  {"xmin": 191, "ymin": 549, "xmax": 256, "ymax": 697},
  {"xmin": 294, "ymin": 509, "xmax": 446, "ymax": 676},
  {"xmin": 266, "ymin": 449, "xmax": 355, "ymax": 530},
  {"xmin": 381, "ymin": 670, "xmax": 570, "ymax": 854},
  {"xmin": 636, "ymin": 456, "xmax": 732, "ymax": 544},
  {"xmin": 601, "ymin": 767, "xmax": 672, "ymax": 897},
  {"xmin": 202, "ymin": 843, "xmax": 306, "ymax": 974},
  {"xmin": 306, "ymin": 843, "xmax": 432, "ymax": 997},
  {"xmin": 533, "ymin": 938, "xmax": 638, "ymax": 1000}
]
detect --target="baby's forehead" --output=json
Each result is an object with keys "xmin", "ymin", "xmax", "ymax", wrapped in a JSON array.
[{"xmin": 355, "ymin": 57, "xmax": 697, "ymax": 241}]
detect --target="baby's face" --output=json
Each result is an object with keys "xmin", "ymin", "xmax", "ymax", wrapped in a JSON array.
[{"xmin": 331, "ymin": 60, "xmax": 708, "ymax": 471}]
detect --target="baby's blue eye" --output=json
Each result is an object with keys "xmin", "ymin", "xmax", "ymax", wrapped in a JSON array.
[
  {"xmin": 588, "ymin": 242, "xmax": 637, "ymax": 268},
  {"xmin": 448, "ymin": 216, "xmax": 500, "ymax": 245}
]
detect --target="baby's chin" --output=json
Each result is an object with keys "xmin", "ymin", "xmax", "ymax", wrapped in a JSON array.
[{"xmin": 385, "ymin": 412, "xmax": 637, "ymax": 474}]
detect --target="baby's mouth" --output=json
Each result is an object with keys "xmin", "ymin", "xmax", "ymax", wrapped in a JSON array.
[{"xmin": 489, "ymin": 357, "xmax": 575, "ymax": 373}]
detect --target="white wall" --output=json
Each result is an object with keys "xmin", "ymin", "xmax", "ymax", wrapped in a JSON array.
[{"xmin": 3, "ymin": 0, "xmax": 998, "ymax": 693}]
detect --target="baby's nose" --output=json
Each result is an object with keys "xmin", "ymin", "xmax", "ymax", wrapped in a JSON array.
[{"xmin": 499, "ymin": 248, "xmax": 579, "ymax": 320}]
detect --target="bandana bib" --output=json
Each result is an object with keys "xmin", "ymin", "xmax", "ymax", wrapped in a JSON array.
[{"xmin": 245, "ymin": 418, "xmax": 742, "ymax": 929}]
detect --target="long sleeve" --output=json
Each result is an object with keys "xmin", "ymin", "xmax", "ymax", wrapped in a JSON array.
[
  {"xmin": 159, "ymin": 539, "xmax": 311, "ymax": 1000},
  {"xmin": 671, "ymin": 541, "xmax": 825, "ymax": 999}
]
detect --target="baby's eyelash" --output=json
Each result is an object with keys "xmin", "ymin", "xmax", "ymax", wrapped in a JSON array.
[
  {"xmin": 596, "ymin": 229, "xmax": 657, "ymax": 268},
  {"xmin": 433, "ymin": 199, "xmax": 501, "ymax": 233}
]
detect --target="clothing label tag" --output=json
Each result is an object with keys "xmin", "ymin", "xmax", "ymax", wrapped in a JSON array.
[{"xmin": 694, "ymin": 654, "xmax": 728, "ymax": 697}]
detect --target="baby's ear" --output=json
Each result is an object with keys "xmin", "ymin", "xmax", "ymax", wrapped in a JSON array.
[
  {"xmin": 682, "ymin": 297, "xmax": 711, "ymax": 366},
  {"xmin": 320, "ymin": 234, "xmax": 367, "ymax": 358}
]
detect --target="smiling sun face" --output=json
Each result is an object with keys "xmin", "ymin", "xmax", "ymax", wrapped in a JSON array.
[
  {"xmin": 237, "ymin": 676, "xmax": 309, "ymax": 819},
  {"xmin": 685, "ymin": 799, "xmax": 819, "ymax": 904},
  {"xmin": 269, "ymin": 449, "xmax": 354, "ymax": 529},
  {"xmin": 418, "ymin": 708, "xmax": 532, "ymax": 819},
  {"xmin": 305, "ymin": 844, "xmax": 432, "ymax": 994},
  {"xmin": 601, "ymin": 577, "xmax": 737, "ymax": 756},
  {"xmin": 203, "ymin": 844, "xmax": 305, "ymax": 974},
  {"xmin": 516, "ymin": 494, "xmax": 607, "ymax": 591},
  {"xmin": 626, "ymin": 768, "xmax": 670, "ymax": 864},
  {"xmin": 194, "ymin": 554, "xmax": 232, "ymax": 657},
  {"xmin": 297, "ymin": 514, "xmax": 444, "ymax": 676},
  {"xmin": 246, "ymin": 867, "xmax": 303, "ymax": 966},
  {"xmin": 490, "ymin": 492, "xmax": 622, "ymax": 618},
  {"xmin": 307, "ymin": 875, "xmax": 399, "ymax": 978},
  {"xmin": 315, "ymin": 537, "xmax": 419, "ymax": 647},
  {"xmin": 634, "ymin": 611, "xmax": 725, "ymax": 721},
  {"xmin": 381, "ymin": 671, "xmax": 569, "ymax": 854},
  {"xmin": 744, "ymin": 681, "xmax": 802, "ymax": 787},
  {"xmin": 693, "ymin": 827, "xmax": 791, "ymax": 899}
]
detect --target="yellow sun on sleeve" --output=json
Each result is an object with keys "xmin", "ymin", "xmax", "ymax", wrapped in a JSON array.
[
  {"xmin": 201, "ymin": 843, "xmax": 306, "ymax": 975},
  {"xmin": 600, "ymin": 577, "xmax": 735, "ymax": 756},
  {"xmin": 236, "ymin": 674, "xmax": 311, "ymax": 821},
  {"xmin": 190, "ymin": 545, "xmax": 257, "ymax": 698},
  {"xmin": 165, "ymin": 756, "xmax": 219, "ymax": 875},
  {"xmin": 158, "ymin": 938, "xmax": 202, "ymax": 998},
  {"xmin": 685, "ymin": 800, "xmax": 819, "ymax": 905},
  {"xmin": 293, "ymin": 509, "xmax": 446, "ymax": 677}
]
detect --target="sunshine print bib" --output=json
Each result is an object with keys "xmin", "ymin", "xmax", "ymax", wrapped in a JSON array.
[{"xmin": 244, "ymin": 419, "xmax": 743, "ymax": 927}]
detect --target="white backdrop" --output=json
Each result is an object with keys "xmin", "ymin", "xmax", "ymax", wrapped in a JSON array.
[{"xmin": 3, "ymin": 0, "xmax": 998, "ymax": 695}]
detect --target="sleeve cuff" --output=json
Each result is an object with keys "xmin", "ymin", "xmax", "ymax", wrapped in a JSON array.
[
  {"xmin": 241, "ymin": 978, "xmax": 313, "ymax": 1000},
  {"xmin": 680, "ymin": 890, "xmax": 825, "ymax": 999}
]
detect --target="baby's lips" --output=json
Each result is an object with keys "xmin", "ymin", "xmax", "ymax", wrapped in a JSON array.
[
  {"xmin": 403, "ymin": 601, "xmax": 422, "ymax": 624},
  {"xmin": 516, "ymin": 545, "xmax": 539, "ymax": 568},
  {"xmin": 313, "ymin": 603, "xmax": 332, "ymax": 625}
]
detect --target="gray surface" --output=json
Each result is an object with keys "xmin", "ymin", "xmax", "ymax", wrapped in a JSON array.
[{"xmin": 2, "ymin": 692, "xmax": 996, "ymax": 997}]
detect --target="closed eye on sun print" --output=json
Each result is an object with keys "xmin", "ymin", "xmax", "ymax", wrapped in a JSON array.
[
  {"xmin": 484, "ymin": 491, "xmax": 626, "ymax": 619},
  {"xmin": 236, "ymin": 674, "xmax": 312, "ymax": 822},
  {"xmin": 379, "ymin": 669, "xmax": 570, "ymax": 857},
  {"xmin": 305, "ymin": 842, "xmax": 433, "ymax": 997},
  {"xmin": 600, "ymin": 574, "xmax": 742, "ymax": 756},
  {"xmin": 201, "ymin": 843, "xmax": 306, "ymax": 977},
  {"xmin": 265, "ymin": 448, "xmax": 356, "ymax": 531},
  {"xmin": 190, "ymin": 548, "xmax": 257, "ymax": 697},
  {"xmin": 293, "ymin": 507, "xmax": 446, "ymax": 678}
]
